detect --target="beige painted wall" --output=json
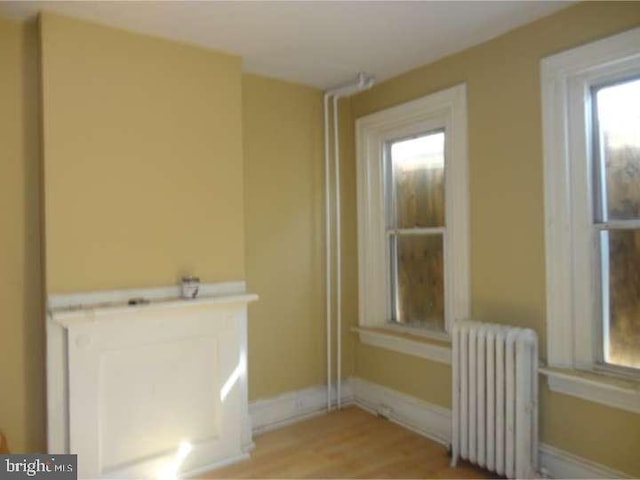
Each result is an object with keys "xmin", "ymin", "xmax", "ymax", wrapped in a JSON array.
[
  {"xmin": 351, "ymin": 2, "xmax": 640, "ymax": 475},
  {"xmin": 0, "ymin": 17, "xmax": 44, "ymax": 452},
  {"xmin": 242, "ymin": 74, "xmax": 327, "ymax": 400},
  {"xmin": 243, "ymin": 75, "xmax": 360, "ymax": 400},
  {"xmin": 40, "ymin": 13, "xmax": 245, "ymax": 293},
  {"xmin": 338, "ymin": 98, "xmax": 359, "ymax": 382}
]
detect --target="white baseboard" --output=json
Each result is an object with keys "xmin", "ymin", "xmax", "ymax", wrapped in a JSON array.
[
  {"xmin": 539, "ymin": 444, "xmax": 630, "ymax": 479},
  {"xmin": 249, "ymin": 377, "xmax": 631, "ymax": 479},
  {"xmin": 350, "ymin": 377, "xmax": 451, "ymax": 446},
  {"xmin": 183, "ymin": 452, "xmax": 250, "ymax": 479},
  {"xmin": 249, "ymin": 381, "xmax": 354, "ymax": 435}
]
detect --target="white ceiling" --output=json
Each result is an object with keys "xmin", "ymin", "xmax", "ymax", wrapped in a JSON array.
[{"xmin": 0, "ymin": 1, "xmax": 571, "ymax": 89}]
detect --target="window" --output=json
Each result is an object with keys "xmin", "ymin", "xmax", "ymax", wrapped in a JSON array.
[
  {"xmin": 356, "ymin": 84, "xmax": 469, "ymax": 346},
  {"xmin": 541, "ymin": 26, "xmax": 640, "ymax": 413},
  {"xmin": 386, "ymin": 131, "xmax": 446, "ymax": 330},
  {"xmin": 592, "ymin": 78, "xmax": 640, "ymax": 371}
]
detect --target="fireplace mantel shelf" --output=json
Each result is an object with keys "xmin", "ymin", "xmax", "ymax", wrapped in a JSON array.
[
  {"xmin": 50, "ymin": 292, "xmax": 258, "ymax": 327},
  {"xmin": 47, "ymin": 280, "xmax": 257, "ymax": 327}
]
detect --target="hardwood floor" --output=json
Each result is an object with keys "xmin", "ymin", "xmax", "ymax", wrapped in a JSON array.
[{"xmin": 201, "ymin": 406, "xmax": 494, "ymax": 479}]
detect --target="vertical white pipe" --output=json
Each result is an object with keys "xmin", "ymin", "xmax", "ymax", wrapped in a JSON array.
[
  {"xmin": 333, "ymin": 95, "xmax": 342, "ymax": 409},
  {"xmin": 322, "ymin": 73, "xmax": 374, "ymax": 413},
  {"xmin": 323, "ymin": 93, "xmax": 332, "ymax": 412}
]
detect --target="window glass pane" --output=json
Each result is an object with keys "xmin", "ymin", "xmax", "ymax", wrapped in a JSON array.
[
  {"xmin": 392, "ymin": 233, "xmax": 444, "ymax": 330},
  {"xmin": 603, "ymin": 229, "xmax": 640, "ymax": 369},
  {"xmin": 391, "ymin": 131, "xmax": 445, "ymax": 228},
  {"xmin": 595, "ymin": 78, "xmax": 640, "ymax": 221}
]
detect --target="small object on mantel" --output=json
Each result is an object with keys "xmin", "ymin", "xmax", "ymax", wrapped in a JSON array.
[
  {"xmin": 128, "ymin": 297, "xmax": 149, "ymax": 306},
  {"xmin": 181, "ymin": 275, "xmax": 200, "ymax": 299}
]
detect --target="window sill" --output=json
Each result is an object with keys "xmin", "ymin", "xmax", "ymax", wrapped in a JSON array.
[
  {"xmin": 540, "ymin": 366, "xmax": 640, "ymax": 414},
  {"xmin": 352, "ymin": 326, "xmax": 451, "ymax": 365}
]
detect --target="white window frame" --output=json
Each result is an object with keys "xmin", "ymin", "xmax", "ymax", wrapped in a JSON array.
[
  {"xmin": 355, "ymin": 84, "xmax": 470, "ymax": 357},
  {"xmin": 541, "ymin": 26, "xmax": 640, "ymax": 413}
]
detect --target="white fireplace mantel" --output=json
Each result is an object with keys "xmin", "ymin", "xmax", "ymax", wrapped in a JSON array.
[{"xmin": 46, "ymin": 281, "xmax": 257, "ymax": 479}]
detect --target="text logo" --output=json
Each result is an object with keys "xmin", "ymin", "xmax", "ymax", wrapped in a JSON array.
[{"xmin": 0, "ymin": 455, "xmax": 77, "ymax": 480}]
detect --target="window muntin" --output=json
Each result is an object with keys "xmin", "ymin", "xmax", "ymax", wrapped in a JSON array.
[
  {"xmin": 592, "ymin": 77, "xmax": 640, "ymax": 371},
  {"xmin": 385, "ymin": 131, "xmax": 446, "ymax": 330}
]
